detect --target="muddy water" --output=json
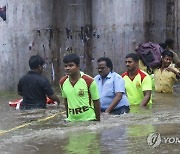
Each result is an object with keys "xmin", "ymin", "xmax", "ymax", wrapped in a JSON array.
[{"xmin": 0, "ymin": 85, "xmax": 180, "ymax": 154}]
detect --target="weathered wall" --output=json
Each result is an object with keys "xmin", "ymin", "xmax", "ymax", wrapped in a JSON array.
[
  {"xmin": 174, "ymin": 0, "xmax": 180, "ymax": 53},
  {"xmin": 147, "ymin": 0, "xmax": 180, "ymax": 56},
  {"xmin": 53, "ymin": 0, "xmax": 180, "ymax": 76},
  {"xmin": 0, "ymin": 0, "xmax": 179, "ymax": 92},
  {"xmin": 53, "ymin": 0, "xmax": 93, "ymax": 80},
  {"xmin": 91, "ymin": 0, "xmax": 148, "ymax": 74},
  {"xmin": 144, "ymin": 0, "xmax": 167, "ymax": 43},
  {"xmin": 54, "ymin": 0, "xmax": 150, "ymax": 76},
  {"xmin": 0, "ymin": 0, "xmax": 55, "ymax": 92}
]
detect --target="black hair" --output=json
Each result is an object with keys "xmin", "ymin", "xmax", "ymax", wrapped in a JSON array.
[
  {"xmin": 125, "ymin": 53, "xmax": 140, "ymax": 62},
  {"xmin": 161, "ymin": 50, "xmax": 174, "ymax": 58},
  {"xmin": 165, "ymin": 38, "xmax": 174, "ymax": 48},
  {"xmin": 29, "ymin": 55, "xmax": 45, "ymax": 69},
  {"xmin": 63, "ymin": 53, "xmax": 80, "ymax": 66},
  {"xmin": 97, "ymin": 57, "xmax": 113, "ymax": 71},
  {"xmin": 159, "ymin": 43, "xmax": 167, "ymax": 50}
]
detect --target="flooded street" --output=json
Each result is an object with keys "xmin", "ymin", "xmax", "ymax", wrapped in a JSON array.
[{"xmin": 0, "ymin": 85, "xmax": 180, "ymax": 154}]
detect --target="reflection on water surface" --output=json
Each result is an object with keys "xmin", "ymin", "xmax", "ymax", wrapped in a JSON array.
[{"xmin": 0, "ymin": 84, "xmax": 180, "ymax": 153}]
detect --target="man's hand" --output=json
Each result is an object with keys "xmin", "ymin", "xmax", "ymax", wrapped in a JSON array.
[
  {"xmin": 166, "ymin": 67, "xmax": 180, "ymax": 78},
  {"xmin": 165, "ymin": 67, "xmax": 176, "ymax": 73}
]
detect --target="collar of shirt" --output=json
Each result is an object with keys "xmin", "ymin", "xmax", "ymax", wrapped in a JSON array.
[
  {"xmin": 66, "ymin": 71, "xmax": 84, "ymax": 78},
  {"xmin": 98, "ymin": 72, "xmax": 113, "ymax": 81},
  {"xmin": 80, "ymin": 71, "xmax": 84, "ymax": 76},
  {"xmin": 28, "ymin": 71, "xmax": 41, "ymax": 75}
]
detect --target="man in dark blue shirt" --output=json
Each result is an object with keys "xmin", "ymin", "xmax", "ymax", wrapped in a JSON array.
[{"xmin": 18, "ymin": 55, "xmax": 60, "ymax": 109}]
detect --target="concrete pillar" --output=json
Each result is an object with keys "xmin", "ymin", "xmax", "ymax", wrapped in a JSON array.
[
  {"xmin": 174, "ymin": 0, "xmax": 180, "ymax": 53},
  {"xmin": 54, "ymin": 0, "xmax": 93, "ymax": 79},
  {"xmin": 144, "ymin": 0, "xmax": 167, "ymax": 43},
  {"xmin": 91, "ymin": 0, "xmax": 147, "ymax": 74}
]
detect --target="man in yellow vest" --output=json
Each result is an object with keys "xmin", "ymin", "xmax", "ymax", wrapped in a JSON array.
[{"xmin": 122, "ymin": 53, "xmax": 152, "ymax": 106}]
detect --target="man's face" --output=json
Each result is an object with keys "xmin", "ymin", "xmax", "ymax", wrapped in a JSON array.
[
  {"xmin": 125, "ymin": 58, "xmax": 138, "ymax": 72},
  {"xmin": 64, "ymin": 62, "xmax": 79, "ymax": 75},
  {"xmin": 97, "ymin": 61, "xmax": 110, "ymax": 78},
  {"xmin": 162, "ymin": 56, "xmax": 173, "ymax": 68}
]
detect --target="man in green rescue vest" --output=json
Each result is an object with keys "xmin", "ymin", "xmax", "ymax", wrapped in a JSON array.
[{"xmin": 59, "ymin": 53, "xmax": 100, "ymax": 122}]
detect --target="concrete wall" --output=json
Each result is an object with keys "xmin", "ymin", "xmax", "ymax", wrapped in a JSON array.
[
  {"xmin": 53, "ymin": 0, "xmax": 180, "ymax": 77},
  {"xmin": 0, "ymin": 0, "xmax": 55, "ymax": 91},
  {"xmin": 145, "ymin": 0, "xmax": 167, "ymax": 43},
  {"xmin": 91, "ymin": 0, "xmax": 148, "ymax": 74},
  {"xmin": 53, "ymin": 0, "xmax": 93, "ymax": 80},
  {"xmin": 174, "ymin": 0, "xmax": 180, "ymax": 53},
  {"xmin": 148, "ymin": 0, "xmax": 180, "ymax": 56},
  {"xmin": 0, "ymin": 0, "xmax": 179, "ymax": 92},
  {"xmin": 54, "ymin": 0, "xmax": 150, "ymax": 76}
]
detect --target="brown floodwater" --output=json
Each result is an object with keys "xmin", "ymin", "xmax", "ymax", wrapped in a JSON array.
[{"xmin": 0, "ymin": 84, "xmax": 180, "ymax": 154}]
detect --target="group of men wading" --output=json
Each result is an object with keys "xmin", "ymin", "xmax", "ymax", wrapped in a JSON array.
[{"xmin": 17, "ymin": 38, "xmax": 180, "ymax": 122}]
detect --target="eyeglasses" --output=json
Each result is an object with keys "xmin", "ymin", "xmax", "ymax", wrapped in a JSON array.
[{"xmin": 96, "ymin": 66, "xmax": 107, "ymax": 71}]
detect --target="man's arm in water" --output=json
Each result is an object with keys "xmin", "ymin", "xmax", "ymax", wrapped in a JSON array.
[{"xmin": 93, "ymin": 99, "xmax": 101, "ymax": 121}]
